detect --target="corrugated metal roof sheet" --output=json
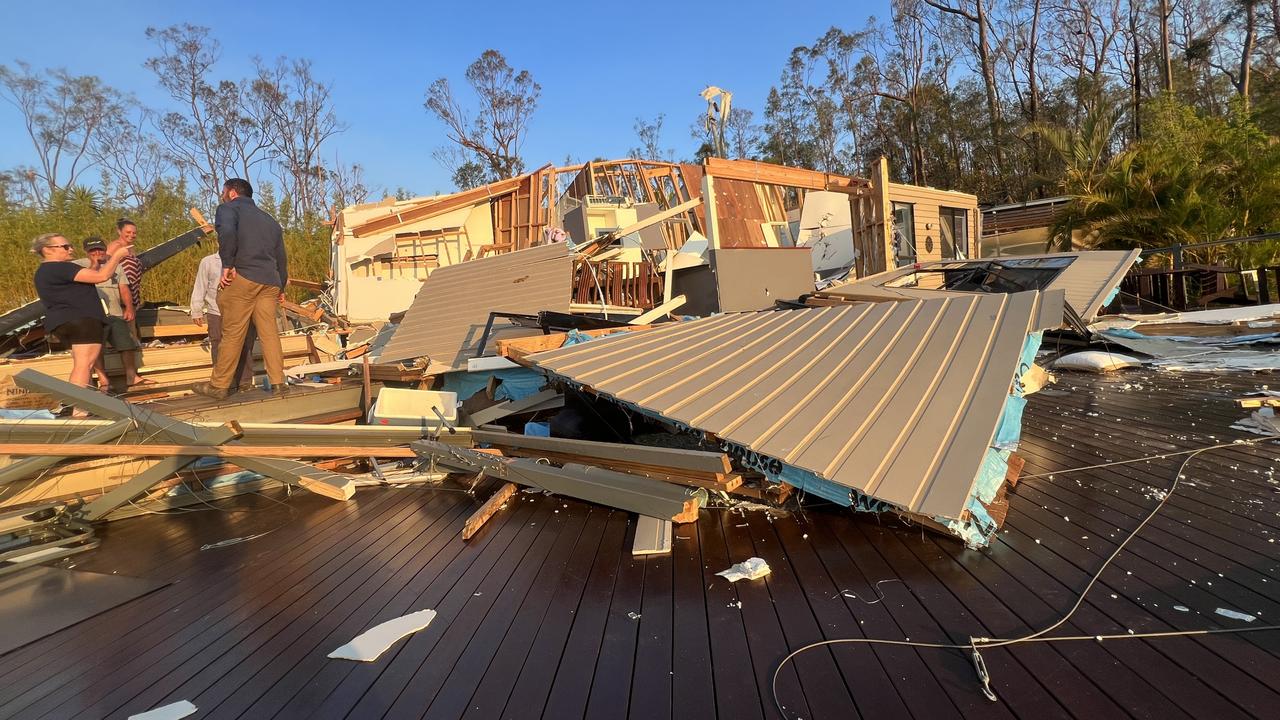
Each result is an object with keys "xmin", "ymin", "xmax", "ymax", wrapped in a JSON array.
[
  {"xmin": 378, "ymin": 244, "xmax": 572, "ymax": 368},
  {"xmin": 827, "ymin": 251, "xmax": 1138, "ymax": 322},
  {"xmin": 1047, "ymin": 250, "xmax": 1140, "ymax": 320},
  {"xmin": 529, "ymin": 290, "xmax": 1062, "ymax": 520}
]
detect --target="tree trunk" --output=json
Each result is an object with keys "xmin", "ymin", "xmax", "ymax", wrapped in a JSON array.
[
  {"xmin": 974, "ymin": 0, "xmax": 1006, "ymax": 187},
  {"xmin": 1239, "ymin": 0, "xmax": 1256, "ymax": 106},
  {"xmin": 1027, "ymin": 0, "xmax": 1043, "ymax": 196},
  {"xmin": 1159, "ymin": 0, "xmax": 1173, "ymax": 93},
  {"xmin": 1130, "ymin": 0, "xmax": 1142, "ymax": 139}
]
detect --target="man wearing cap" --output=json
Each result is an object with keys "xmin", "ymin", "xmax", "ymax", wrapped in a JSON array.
[{"xmin": 75, "ymin": 236, "xmax": 147, "ymax": 389}]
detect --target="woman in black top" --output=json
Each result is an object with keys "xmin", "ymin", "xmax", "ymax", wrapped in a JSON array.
[{"xmin": 31, "ymin": 233, "xmax": 129, "ymax": 415}]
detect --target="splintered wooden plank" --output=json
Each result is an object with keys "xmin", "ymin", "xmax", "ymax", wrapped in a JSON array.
[
  {"xmin": 1236, "ymin": 396, "xmax": 1280, "ymax": 408},
  {"xmin": 463, "ymin": 483, "xmax": 519, "ymax": 540},
  {"xmin": 1005, "ymin": 453, "xmax": 1026, "ymax": 487}
]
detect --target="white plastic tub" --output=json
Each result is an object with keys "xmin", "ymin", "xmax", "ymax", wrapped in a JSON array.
[{"xmin": 367, "ymin": 388, "xmax": 458, "ymax": 428}]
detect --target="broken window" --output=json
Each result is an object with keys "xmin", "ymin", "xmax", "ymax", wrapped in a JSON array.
[{"xmin": 884, "ymin": 256, "xmax": 1077, "ymax": 293}]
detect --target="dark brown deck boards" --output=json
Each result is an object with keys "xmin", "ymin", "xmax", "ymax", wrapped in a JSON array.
[{"xmin": 2, "ymin": 367, "xmax": 1278, "ymax": 719}]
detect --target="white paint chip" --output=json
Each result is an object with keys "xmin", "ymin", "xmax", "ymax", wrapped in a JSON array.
[
  {"xmin": 328, "ymin": 609, "xmax": 438, "ymax": 662},
  {"xmin": 128, "ymin": 700, "xmax": 197, "ymax": 720},
  {"xmin": 716, "ymin": 557, "xmax": 771, "ymax": 582}
]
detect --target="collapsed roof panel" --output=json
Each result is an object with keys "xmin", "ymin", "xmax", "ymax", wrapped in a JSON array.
[
  {"xmin": 823, "ymin": 250, "xmax": 1138, "ymax": 323},
  {"xmin": 377, "ymin": 243, "xmax": 572, "ymax": 369},
  {"xmin": 528, "ymin": 290, "xmax": 1062, "ymax": 523}
]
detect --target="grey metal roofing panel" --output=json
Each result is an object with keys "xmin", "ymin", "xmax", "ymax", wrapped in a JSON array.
[
  {"xmin": 1049, "ymin": 249, "xmax": 1140, "ymax": 320},
  {"xmin": 830, "ymin": 250, "xmax": 1138, "ymax": 322},
  {"xmin": 378, "ymin": 244, "xmax": 572, "ymax": 367},
  {"xmin": 530, "ymin": 290, "xmax": 1060, "ymax": 520}
]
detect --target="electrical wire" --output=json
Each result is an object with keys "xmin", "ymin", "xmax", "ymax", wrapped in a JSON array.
[
  {"xmin": 771, "ymin": 435, "xmax": 1280, "ymax": 717},
  {"xmin": 1020, "ymin": 438, "xmax": 1270, "ymax": 480}
]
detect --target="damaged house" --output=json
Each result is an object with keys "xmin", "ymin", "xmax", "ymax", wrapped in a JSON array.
[{"xmin": 2, "ymin": 154, "xmax": 1277, "ymax": 719}]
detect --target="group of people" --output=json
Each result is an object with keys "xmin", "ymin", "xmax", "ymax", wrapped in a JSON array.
[{"xmin": 31, "ymin": 178, "xmax": 290, "ymax": 416}]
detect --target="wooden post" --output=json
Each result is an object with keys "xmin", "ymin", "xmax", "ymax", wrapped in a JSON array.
[
  {"xmin": 875, "ymin": 156, "xmax": 893, "ymax": 274},
  {"xmin": 362, "ymin": 353, "xmax": 373, "ymax": 419},
  {"xmin": 702, "ymin": 173, "xmax": 719, "ymax": 249}
]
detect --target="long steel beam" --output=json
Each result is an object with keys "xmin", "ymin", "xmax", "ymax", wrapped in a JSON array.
[
  {"xmin": 413, "ymin": 440, "xmax": 698, "ymax": 522},
  {"xmin": 81, "ymin": 422, "xmax": 242, "ymax": 521},
  {"xmin": 0, "ymin": 419, "xmax": 134, "ymax": 488},
  {"xmin": 13, "ymin": 370, "xmax": 354, "ymax": 502}
]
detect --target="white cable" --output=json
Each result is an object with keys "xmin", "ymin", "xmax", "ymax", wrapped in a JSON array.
[{"xmin": 771, "ymin": 435, "xmax": 1280, "ymax": 717}]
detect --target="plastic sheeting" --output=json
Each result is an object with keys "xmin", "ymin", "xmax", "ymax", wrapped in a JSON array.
[{"xmin": 441, "ymin": 367, "xmax": 546, "ymax": 403}]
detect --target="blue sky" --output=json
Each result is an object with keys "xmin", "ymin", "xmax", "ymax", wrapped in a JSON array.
[{"xmin": 0, "ymin": 1, "xmax": 889, "ymax": 197}]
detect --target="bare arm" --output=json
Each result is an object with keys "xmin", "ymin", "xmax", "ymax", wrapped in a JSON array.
[
  {"xmin": 120, "ymin": 279, "xmax": 136, "ymax": 322},
  {"xmin": 74, "ymin": 248, "xmax": 127, "ymax": 284}
]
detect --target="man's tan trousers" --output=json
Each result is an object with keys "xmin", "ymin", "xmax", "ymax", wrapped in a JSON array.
[{"xmin": 210, "ymin": 275, "xmax": 283, "ymax": 389}]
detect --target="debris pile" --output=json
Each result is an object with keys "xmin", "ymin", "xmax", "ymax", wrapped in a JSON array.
[{"xmin": 2, "ymin": 155, "xmax": 1173, "ymax": 560}]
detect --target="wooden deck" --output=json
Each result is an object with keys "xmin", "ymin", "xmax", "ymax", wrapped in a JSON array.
[{"xmin": 1, "ymin": 367, "xmax": 1278, "ymax": 719}]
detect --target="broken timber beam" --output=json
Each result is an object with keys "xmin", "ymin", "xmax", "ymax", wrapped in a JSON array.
[
  {"xmin": 12, "ymin": 370, "xmax": 355, "ymax": 502},
  {"xmin": 472, "ymin": 430, "xmax": 732, "ymax": 473},
  {"xmin": 462, "ymin": 482, "xmax": 518, "ymax": 540},
  {"xmin": 0, "ymin": 444, "xmax": 419, "ymax": 459},
  {"xmin": 630, "ymin": 295, "xmax": 686, "ymax": 325},
  {"xmin": 413, "ymin": 440, "xmax": 700, "ymax": 523},
  {"xmin": 0, "ymin": 418, "xmax": 135, "ymax": 488},
  {"xmin": 494, "ymin": 447, "xmax": 741, "ymax": 493},
  {"xmin": 1236, "ymin": 396, "xmax": 1280, "ymax": 408},
  {"xmin": 495, "ymin": 326, "xmax": 652, "ymax": 365},
  {"xmin": 81, "ymin": 422, "xmax": 243, "ymax": 521}
]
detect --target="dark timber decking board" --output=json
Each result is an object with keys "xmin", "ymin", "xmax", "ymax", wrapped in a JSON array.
[{"xmin": 3, "ymin": 367, "xmax": 1279, "ymax": 719}]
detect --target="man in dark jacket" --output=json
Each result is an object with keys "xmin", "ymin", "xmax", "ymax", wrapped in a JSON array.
[{"xmin": 194, "ymin": 178, "xmax": 288, "ymax": 399}]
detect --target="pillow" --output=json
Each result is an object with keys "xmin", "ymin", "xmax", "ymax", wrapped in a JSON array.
[{"xmin": 1052, "ymin": 350, "xmax": 1145, "ymax": 373}]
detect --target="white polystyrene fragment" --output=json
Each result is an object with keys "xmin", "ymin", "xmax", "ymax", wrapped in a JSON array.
[
  {"xmin": 128, "ymin": 700, "xmax": 197, "ymax": 720},
  {"xmin": 1215, "ymin": 608, "xmax": 1257, "ymax": 623},
  {"xmin": 329, "ymin": 609, "xmax": 437, "ymax": 661}
]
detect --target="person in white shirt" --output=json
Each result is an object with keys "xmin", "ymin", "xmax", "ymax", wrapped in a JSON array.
[{"xmin": 190, "ymin": 252, "xmax": 257, "ymax": 389}]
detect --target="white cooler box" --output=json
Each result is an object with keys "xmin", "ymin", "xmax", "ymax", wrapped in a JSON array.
[{"xmin": 367, "ymin": 388, "xmax": 459, "ymax": 429}]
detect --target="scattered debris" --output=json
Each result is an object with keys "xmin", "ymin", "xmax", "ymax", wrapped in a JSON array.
[
  {"xmin": 717, "ymin": 557, "xmax": 771, "ymax": 583},
  {"xmin": 200, "ymin": 532, "xmax": 271, "ymax": 551},
  {"xmin": 329, "ymin": 608, "xmax": 438, "ymax": 661},
  {"xmin": 1214, "ymin": 608, "xmax": 1258, "ymax": 623},
  {"xmin": 126, "ymin": 700, "xmax": 198, "ymax": 720},
  {"xmin": 527, "ymin": 291, "xmax": 1061, "ymax": 545},
  {"xmin": 632, "ymin": 516, "xmax": 673, "ymax": 556}
]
